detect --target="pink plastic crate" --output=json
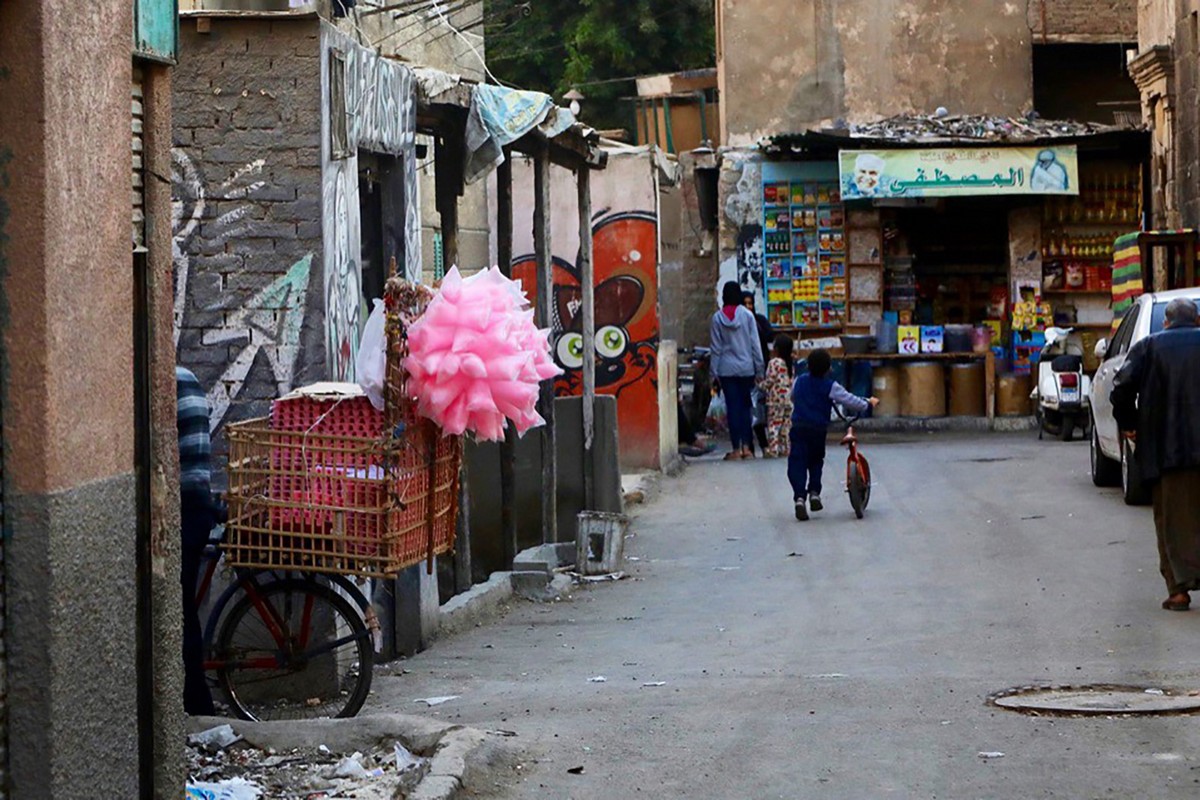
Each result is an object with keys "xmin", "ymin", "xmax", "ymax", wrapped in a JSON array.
[{"xmin": 268, "ymin": 395, "xmax": 387, "ymax": 554}]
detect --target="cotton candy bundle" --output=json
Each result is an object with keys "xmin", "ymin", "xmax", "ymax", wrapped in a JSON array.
[{"xmin": 403, "ymin": 266, "xmax": 562, "ymax": 441}]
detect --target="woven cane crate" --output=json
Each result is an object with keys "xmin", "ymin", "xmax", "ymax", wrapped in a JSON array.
[{"xmin": 224, "ymin": 278, "xmax": 462, "ymax": 579}]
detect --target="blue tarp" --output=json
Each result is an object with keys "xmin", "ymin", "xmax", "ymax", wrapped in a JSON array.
[{"xmin": 464, "ymin": 84, "xmax": 576, "ymax": 184}]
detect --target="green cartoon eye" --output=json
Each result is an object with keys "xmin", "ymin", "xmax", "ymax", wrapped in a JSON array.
[
  {"xmin": 556, "ymin": 332, "xmax": 585, "ymax": 368},
  {"xmin": 596, "ymin": 326, "xmax": 628, "ymax": 359}
]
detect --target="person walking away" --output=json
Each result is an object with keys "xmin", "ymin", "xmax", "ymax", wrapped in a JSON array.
[
  {"xmin": 178, "ymin": 366, "xmax": 218, "ymax": 715},
  {"xmin": 711, "ymin": 281, "xmax": 765, "ymax": 460},
  {"xmin": 1110, "ymin": 297, "xmax": 1200, "ymax": 611},
  {"xmin": 789, "ymin": 349, "xmax": 878, "ymax": 520},
  {"xmin": 743, "ymin": 291, "xmax": 774, "ymax": 454},
  {"xmin": 759, "ymin": 334, "xmax": 795, "ymax": 457}
]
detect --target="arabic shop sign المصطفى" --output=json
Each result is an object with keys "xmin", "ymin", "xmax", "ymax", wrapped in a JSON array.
[{"xmin": 838, "ymin": 146, "xmax": 1080, "ymax": 199}]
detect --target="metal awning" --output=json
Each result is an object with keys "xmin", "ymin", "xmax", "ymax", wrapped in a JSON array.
[{"xmin": 764, "ymin": 115, "xmax": 1149, "ymax": 155}]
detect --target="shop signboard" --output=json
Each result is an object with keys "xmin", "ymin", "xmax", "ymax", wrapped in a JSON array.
[{"xmin": 839, "ymin": 146, "xmax": 1079, "ymax": 199}]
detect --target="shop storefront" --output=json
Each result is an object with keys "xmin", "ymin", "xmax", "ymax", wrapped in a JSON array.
[{"xmin": 757, "ymin": 126, "xmax": 1149, "ymax": 419}]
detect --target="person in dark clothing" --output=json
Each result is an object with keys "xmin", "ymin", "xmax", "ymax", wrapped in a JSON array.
[
  {"xmin": 1111, "ymin": 297, "xmax": 1200, "ymax": 611},
  {"xmin": 742, "ymin": 291, "xmax": 773, "ymax": 454},
  {"xmin": 178, "ymin": 366, "xmax": 218, "ymax": 715},
  {"xmin": 711, "ymin": 282, "xmax": 765, "ymax": 460},
  {"xmin": 788, "ymin": 349, "xmax": 878, "ymax": 521}
]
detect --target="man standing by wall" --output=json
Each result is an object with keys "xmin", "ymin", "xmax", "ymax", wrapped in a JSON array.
[
  {"xmin": 178, "ymin": 366, "xmax": 216, "ymax": 715},
  {"xmin": 1111, "ymin": 297, "xmax": 1200, "ymax": 611}
]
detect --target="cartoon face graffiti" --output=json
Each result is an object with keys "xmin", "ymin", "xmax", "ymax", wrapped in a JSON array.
[
  {"xmin": 512, "ymin": 211, "xmax": 660, "ymax": 400},
  {"xmin": 551, "ymin": 273, "xmax": 657, "ymax": 392}
]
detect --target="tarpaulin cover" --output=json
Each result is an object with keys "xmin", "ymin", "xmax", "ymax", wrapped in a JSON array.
[
  {"xmin": 1112, "ymin": 232, "xmax": 1143, "ymax": 333},
  {"xmin": 464, "ymin": 84, "xmax": 575, "ymax": 184}
]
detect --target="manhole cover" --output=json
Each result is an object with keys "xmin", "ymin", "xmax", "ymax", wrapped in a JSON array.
[{"xmin": 993, "ymin": 685, "xmax": 1200, "ymax": 716}]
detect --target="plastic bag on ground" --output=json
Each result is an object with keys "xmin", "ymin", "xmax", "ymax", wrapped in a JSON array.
[
  {"xmin": 356, "ymin": 298, "xmax": 388, "ymax": 410},
  {"xmin": 185, "ymin": 778, "xmax": 262, "ymax": 800}
]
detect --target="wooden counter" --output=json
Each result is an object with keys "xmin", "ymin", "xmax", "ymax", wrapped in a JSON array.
[{"xmin": 839, "ymin": 350, "xmax": 996, "ymax": 422}]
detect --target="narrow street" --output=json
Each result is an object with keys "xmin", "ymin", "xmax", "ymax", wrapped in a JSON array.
[{"xmin": 370, "ymin": 434, "xmax": 1200, "ymax": 798}]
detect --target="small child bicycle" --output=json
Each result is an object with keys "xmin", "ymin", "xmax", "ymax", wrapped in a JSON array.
[{"xmin": 837, "ymin": 410, "xmax": 871, "ymax": 519}]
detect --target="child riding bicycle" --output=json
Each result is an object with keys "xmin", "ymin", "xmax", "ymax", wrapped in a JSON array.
[{"xmin": 788, "ymin": 349, "xmax": 879, "ymax": 521}]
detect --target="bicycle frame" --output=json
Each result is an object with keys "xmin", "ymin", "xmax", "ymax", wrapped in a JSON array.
[{"xmin": 842, "ymin": 426, "xmax": 872, "ymax": 489}]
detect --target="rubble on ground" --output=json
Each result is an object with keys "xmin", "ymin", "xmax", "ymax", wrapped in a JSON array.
[{"xmin": 186, "ymin": 727, "xmax": 427, "ymax": 800}]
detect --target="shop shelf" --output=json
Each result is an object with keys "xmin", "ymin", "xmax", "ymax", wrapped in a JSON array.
[{"xmin": 1044, "ymin": 289, "xmax": 1111, "ymax": 295}]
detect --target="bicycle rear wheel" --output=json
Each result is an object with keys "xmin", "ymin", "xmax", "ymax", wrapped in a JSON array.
[{"xmin": 214, "ymin": 578, "xmax": 373, "ymax": 721}]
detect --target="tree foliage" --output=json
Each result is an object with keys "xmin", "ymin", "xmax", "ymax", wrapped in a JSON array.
[{"xmin": 484, "ymin": 0, "xmax": 715, "ymax": 131}]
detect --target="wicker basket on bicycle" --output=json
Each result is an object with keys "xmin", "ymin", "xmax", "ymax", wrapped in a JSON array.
[{"xmin": 223, "ymin": 278, "xmax": 462, "ymax": 579}]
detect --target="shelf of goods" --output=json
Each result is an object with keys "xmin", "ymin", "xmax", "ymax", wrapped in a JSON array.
[{"xmin": 762, "ymin": 170, "xmax": 847, "ymax": 330}]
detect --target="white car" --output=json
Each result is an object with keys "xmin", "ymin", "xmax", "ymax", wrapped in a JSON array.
[{"xmin": 1090, "ymin": 287, "xmax": 1200, "ymax": 504}]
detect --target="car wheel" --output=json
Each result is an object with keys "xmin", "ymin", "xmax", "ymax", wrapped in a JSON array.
[
  {"xmin": 1060, "ymin": 414, "xmax": 1075, "ymax": 442},
  {"xmin": 1121, "ymin": 438, "xmax": 1151, "ymax": 506},
  {"xmin": 1091, "ymin": 422, "xmax": 1120, "ymax": 487}
]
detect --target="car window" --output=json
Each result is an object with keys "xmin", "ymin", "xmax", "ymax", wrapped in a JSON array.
[
  {"xmin": 1108, "ymin": 305, "xmax": 1139, "ymax": 358},
  {"xmin": 1149, "ymin": 298, "xmax": 1200, "ymax": 332}
]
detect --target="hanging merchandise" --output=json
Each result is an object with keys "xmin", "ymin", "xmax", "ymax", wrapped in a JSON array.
[{"xmin": 403, "ymin": 267, "xmax": 562, "ymax": 441}]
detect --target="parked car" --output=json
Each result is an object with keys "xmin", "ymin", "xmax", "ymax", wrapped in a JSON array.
[{"xmin": 1090, "ymin": 287, "xmax": 1200, "ymax": 504}]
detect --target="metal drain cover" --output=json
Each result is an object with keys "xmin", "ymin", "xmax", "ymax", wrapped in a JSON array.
[{"xmin": 994, "ymin": 685, "xmax": 1200, "ymax": 715}]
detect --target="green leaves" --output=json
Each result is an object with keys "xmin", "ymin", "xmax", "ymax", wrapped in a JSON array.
[{"xmin": 484, "ymin": 0, "xmax": 714, "ymax": 130}]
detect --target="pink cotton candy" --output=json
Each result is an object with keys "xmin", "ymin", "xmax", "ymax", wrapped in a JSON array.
[{"xmin": 404, "ymin": 266, "xmax": 562, "ymax": 442}]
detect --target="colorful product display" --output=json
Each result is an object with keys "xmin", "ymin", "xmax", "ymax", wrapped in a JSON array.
[{"xmin": 762, "ymin": 175, "xmax": 847, "ymax": 329}]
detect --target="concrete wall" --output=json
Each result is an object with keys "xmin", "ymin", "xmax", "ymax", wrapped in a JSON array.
[
  {"xmin": 511, "ymin": 150, "xmax": 667, "ymax": 470},
  {"xmin": 718, "ymin": 0, "xmax": 1034, "ymax": 146},
  {"xmin": 1029, "ymin": 0, "xmax": 1138, "ymax": 43},
  {"xmin": 173, "ymin": 17, "xmax": 327, "ymax": 434},
  {"xmin": 1174, "ymin": 0, "xmax": 1200, "ymax": 225},
  {"xmin": 142, "ymin": 57, "xmax": 189, "ymax": 798},
  {"xmin": 466, "ymin": 396, "xmax": 622, "ymax": 578},
  {"xmin": 0, "ymin": 0, "xmax": 141, "ymax": 794},
  {"xmin": 1138, "ymin": 0, "xmax": 1178, "ymax": 49},
  {"xmin": 336, "ymin": 1, "xmax": 491, "ymax": 281}
]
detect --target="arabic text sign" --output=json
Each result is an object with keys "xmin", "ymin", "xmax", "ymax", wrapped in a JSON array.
[{"xmin": 839, "ymin": 146, "xmax": 1079, "ymax": 199}]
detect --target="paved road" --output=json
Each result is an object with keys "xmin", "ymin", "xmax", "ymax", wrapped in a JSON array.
[{"xmin": 369, "ymin": 433, "xmax": 1200, "ymax": 798}]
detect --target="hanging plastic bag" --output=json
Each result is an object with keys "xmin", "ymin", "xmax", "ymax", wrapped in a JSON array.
[
  {"xmin": 705, "ymin": 391, "xmax": 728, "ymax": 434},
  {"xmin": 356, "ymin": 298, "xmax": 388, "ymax": 410}
]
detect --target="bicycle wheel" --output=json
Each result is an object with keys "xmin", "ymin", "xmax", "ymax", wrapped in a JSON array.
[
  {"xmin": 849, "ymin": 461, "xmax": 867, "ymax": 520},
  {"xmin": 214, "ymin": 578, "xmax": 373, "ymax": 721}
]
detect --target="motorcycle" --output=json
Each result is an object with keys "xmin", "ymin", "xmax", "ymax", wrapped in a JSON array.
[{"xmin": 1031, "ymin": 327, "xmax": 1090, "ymax": 442}]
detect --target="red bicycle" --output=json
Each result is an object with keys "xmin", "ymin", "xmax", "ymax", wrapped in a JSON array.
[
  {"xmin": 197, "ymin": 524, "xmax": 378, "ymax": 721},
  {"xmin": 839, "ymin": 414, "xmax": 872, "ymax": 519}
]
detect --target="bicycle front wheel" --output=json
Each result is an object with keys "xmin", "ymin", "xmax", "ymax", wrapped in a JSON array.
[
  {"xmin": 849, "ymin": 461, "xmax": 868, "ymax": 520},
  {"xmin": 214, "ymin": 578, "xmax": 373, "ymax": 721}
]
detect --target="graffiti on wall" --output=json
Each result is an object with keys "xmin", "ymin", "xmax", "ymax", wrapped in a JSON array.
[
  {"xmin": 512, "ymin": 210, "xmax": 660, "ymax": 465},
  {"xmin": 719, "ymin": 158, "xmax": 765, "ymax": 312},
  {"xmin": 172, "ymin": 148, "xmax": 312, "ymax": 430},
  {"xmin": 320, "ymin": 22, "xmax": 420, "ymax": 381}
]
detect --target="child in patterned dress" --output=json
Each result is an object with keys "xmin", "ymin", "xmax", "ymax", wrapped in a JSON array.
[{"xmin": 759, "ymin": 334, "xmax": 795, "ymax": 457}]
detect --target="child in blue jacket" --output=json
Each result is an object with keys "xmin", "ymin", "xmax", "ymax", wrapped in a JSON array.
[{"xmin": 789, "ymin": 349, "xmax": 878, "ymax": 521}]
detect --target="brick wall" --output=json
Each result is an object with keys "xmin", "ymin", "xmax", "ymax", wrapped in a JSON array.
[
  {"xmin": 172, "ymin": 17, "xmax": 328, "ymax": 443},
  {"xmin": 1029, "ymin": 0, "xmax": 1138, "ymax": 42}
]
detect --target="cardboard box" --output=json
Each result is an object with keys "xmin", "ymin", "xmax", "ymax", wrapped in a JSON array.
[
  {"xmin": 921, "ymin": 326, "xmax": 944, "ymax": 353},
  {"xmin": 898, "ymin": 325, "xmax": 920, "ymax": 355},
  {"xmin": 983, "ymin": 320, "xmax": 1003, "ymax": 347}
]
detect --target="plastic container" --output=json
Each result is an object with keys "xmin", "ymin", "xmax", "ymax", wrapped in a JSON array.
[
  {"xmin": 840, "ymin": 334, "xmax": 874, "ymax": 355},
  {"xmin": 972, "ymin": 326, "xmax": 992, "ymax": 353},
  {"xmin": 872, "ymin": 365, "xmax": 901, "ymax": 418},
  {"xmin": 876, "ymin": 318, "xmax": 899, "ymax": 354},
  {"xmin": 944, "ymin": 325, "xmax": 974, "ymax": 353},
  {"xmin": 948, "ymin": 362, "xmax": 986, "ymax": 416},
  {"xmin": 900, "ymin": 362, "xmax": 947, "ymax": 417}
]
